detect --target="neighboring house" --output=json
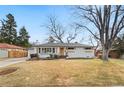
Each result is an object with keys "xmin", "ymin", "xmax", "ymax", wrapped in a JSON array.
[
  {"xmin": 96, "ymin": 49, "xmax": 120, "ymax": 58},
  {"xmin": 28, "ymin": 42, "xmax": 95, "ymax": 59},
  {"xmin": 0, "ymin": 43, "xmax": 27, "ymax": 58},
  {"xmin": 121, "ymin": 54, "xmax": 124, "ymax": 59}
]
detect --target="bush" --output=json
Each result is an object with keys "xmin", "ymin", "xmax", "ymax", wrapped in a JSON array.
[
  {"xmin": 54, "ymin": 54, "xmax": 59, "ymax": 59},
  {"xmin": 30, "ymin": 54, "xmax": 38, "ymax": 58},
  {"xmin": 49, "ymin": 54, "xmax": 59, "ymax": 59},
  {"xmin": 98, "ymin": 54, "xmax": 102, "ymax": 59}
]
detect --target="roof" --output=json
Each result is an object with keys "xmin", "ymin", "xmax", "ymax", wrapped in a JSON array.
[
  {"xmin": 33, "ymin": 43, "xmax": 93, "ymax": 48},
  {"xmin": 0, "ymin": 43, "xmax": 25, "ymax": 49}
]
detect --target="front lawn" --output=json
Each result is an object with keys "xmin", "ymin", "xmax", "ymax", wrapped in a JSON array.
[{"xmin": 0, "ymin": 59, "xmax": 124, "ymax": 86}]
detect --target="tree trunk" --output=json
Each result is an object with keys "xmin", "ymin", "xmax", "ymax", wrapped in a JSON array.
[{"xmin": 102, "ymin": 48, "xmax": 109, "ymax": 62}]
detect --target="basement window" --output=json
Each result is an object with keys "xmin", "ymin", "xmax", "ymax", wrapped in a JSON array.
[
  {"xmin": 85, "ymin": 47, "xmax": 91, "ymax": 50},
  {"xmin": 67, "ymin": 47, "xmax": 75, "ymax": 50}
]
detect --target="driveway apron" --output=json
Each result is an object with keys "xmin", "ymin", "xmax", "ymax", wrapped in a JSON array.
[{"xmin": 0, "ymin": 57, "xmax": 27, "ymax": 67}]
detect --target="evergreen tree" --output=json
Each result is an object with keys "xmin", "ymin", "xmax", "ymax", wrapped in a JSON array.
[
  {"xmin": 0, "ymin": 20, "xmax": 6, "ymax": 42},
  {"xmin": 18, "ymin": 26, "xmax": 30, "ymax": 47},
  {"xmin": 0, "ymin": 13, "xmax": 17, "ymax": 44}
]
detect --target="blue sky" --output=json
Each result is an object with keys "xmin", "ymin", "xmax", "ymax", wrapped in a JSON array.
[{"xmin": 0, "ymin": 5, "xmax": 91, "ymax": 44}]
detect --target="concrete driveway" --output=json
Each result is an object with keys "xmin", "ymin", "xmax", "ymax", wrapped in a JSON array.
[{"xmin": 0, "ymin": 57, "xmax": 27, "ymax": 67}]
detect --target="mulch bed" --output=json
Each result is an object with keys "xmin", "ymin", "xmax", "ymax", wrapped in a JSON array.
[{"xmin": 0, "ymin": 67, "xmax": 18, "ymax": 76}]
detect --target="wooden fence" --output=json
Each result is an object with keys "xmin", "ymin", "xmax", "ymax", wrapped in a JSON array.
[{"xmin": 8, "ymin": 50, "xmax": 28, "ymax": 58}]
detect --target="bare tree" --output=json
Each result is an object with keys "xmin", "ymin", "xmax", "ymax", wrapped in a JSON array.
[
  {"xmin": 88, "ymin": 33, "xmax": 100, "ymax": 55},
  {"xmin": 45, "ymin": 16, "xmax": 79, "ymax": 43},
  {"xmin": 45, "ymin": 16, "xmax": 65, "ymax": 43},
  {"xmin": 47, "ymin": 36, "xmax": 55, "ymax": 43},
  {"xmin": 66, "ymin": 25, "xmax": 79, "ymax": 43},
  {"xmin": 76, "ymin": 5, "xmax": 124, "ymax": 62}
]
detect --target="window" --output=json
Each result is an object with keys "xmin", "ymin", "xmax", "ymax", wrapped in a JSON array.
[
  {"xmin": 39, "ymin": 48, "xmax": 41, "ymax": 53},
  {"xmin": 85, "ymin": 47, "xmax": 91, "ymax": 50},
  {"xmin": 46, "ymin": 48, "xmax": 51, "ymax": 53},
  {"xmin": 67, "ymin": 47, "xmax": 75, "ymax": 50},
  {"xmin": 41, "ymin": 48, "xmax": 55, "ymax": 53},
  {"xmin": 53, "ymin": 48, "xmax": 55, "ymax": 53}
]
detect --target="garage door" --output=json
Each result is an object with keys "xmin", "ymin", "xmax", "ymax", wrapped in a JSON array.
[
  {"xmin": 0, "ymin": 49, "xmax": 8, "ymax": 58},
  {"xmin": 67, "ymin": 48, "xmax": 95, "ymax": 58}
]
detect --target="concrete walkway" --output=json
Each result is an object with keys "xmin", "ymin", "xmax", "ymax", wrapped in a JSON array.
[{"xmin": 0, "ymin": 57, "xmax": 27, "ymax": 68}]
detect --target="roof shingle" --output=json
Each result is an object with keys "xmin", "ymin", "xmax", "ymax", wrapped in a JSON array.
[
  {"xmin": 0, "ymin": 43, "xmax": 25, "ymax": 49},
  {"xmin": 34, "ymin": 43, "xmax": 93, "ymax": 48}
]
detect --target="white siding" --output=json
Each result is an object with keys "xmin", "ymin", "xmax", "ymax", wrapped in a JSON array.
[
  {"xmin": 0, "ymin": 49, "xmax": 8, "ymax": 58},
  {"xmin": 56, "ymin": 47, "xmax": 60, "ymax": 55},
  {"xmin": 28, "ymin": 47, "xmax": 95, "ymax": 59},
  {"xmin": 28, "ymin": 47, "xmax": 37, "ymax": 59},
  {"xmin": 28, "ymin": 47, "xmax": 37, "ymax": 54},
  {"xmin": 67, "ymin": 48, "xmax": 95, "ymax": 58}
]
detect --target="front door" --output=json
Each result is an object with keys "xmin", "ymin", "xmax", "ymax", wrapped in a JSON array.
[{"xmin": 60, "ymin": 47, "xmax": 64, "ymax": 56}]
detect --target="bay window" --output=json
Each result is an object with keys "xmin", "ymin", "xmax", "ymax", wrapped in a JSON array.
[{"xmin": 41, "ymin": 48, "xmax": 56, "ymax": 53}]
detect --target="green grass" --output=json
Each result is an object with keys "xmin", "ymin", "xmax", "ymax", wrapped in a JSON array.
[{"xmin": 0, "ymin": 59, "xmax": 124, "ymax": 86}]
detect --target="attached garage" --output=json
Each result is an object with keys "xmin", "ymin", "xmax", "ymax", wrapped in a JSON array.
[
  {"xmin": 66, "ymin": 48, "xmax": 95, "ymax": 58},
  {"xmin": 0, "ymin": 43, "xmax": 28, "ymax": 58}
]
